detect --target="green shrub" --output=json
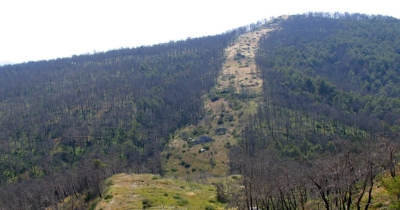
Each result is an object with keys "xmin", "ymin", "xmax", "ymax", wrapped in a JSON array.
[
  {"xmin": 88, "ymin": 203, "xmax": 97, "ymax": 210},
  {"xmin": 104, "ymin": 194, "xmax": 113, "ymax": 200},
  {"xmin": 382, "ymin": 175, "xmax": 400, "ymax": 209},
  {"xmin": 177, "ymin": 198, "xmax": 189, "ymax": 206},
  {"xmin": 142, "ymin": 198, "xmax": 153, "ymax": 209},
  {"xmin": 211, "ymin": 96, "xmax": 219, "ymax": 102},
  {"xmin": 214, "ymin": 182, "xmax": 228, "ymax": 203},
  {"xmin": 173, "ymin": 194, "xmax": 182, "ymax": 199},
  {"xmin": 205, "ymin": 205, "xmax": 216, "ymax": 210}
]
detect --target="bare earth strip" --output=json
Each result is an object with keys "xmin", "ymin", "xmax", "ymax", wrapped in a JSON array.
[
  {"xmin": 217, "ymin": 27, "xmax": 272, "ymax": 93},
  {"xmin": 164, "ymin": 17, "xmax": 287, "ymax": 178},
  {"xmin": 200, "ymin": 24, "xmax": 280, "ymax": 175}
]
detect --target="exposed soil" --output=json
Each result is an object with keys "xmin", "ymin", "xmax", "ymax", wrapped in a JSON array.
[
  {"xmin": 164, "ymin": 17, "xmax": 287, "ymax": 177},
  {"xmin": 219, "ymin": 27, "xmax": 272, "ymax": 93}
]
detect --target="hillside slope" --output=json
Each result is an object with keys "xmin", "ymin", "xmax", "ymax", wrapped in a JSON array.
[
  {"xmin": 229, "ymin": 13, "xmax": 400, "ymax": 209},
  {"xmin": 2, "ymin": 13, "xmax": 400, "ymax": 210},
  {"xmin": 88, "ymin": 16, "xmax": 287, "ymax": 210},
  {"xmin": 162, "ymin": 16, "xmax": 287, "ymax": 178},
  {"xmin": 0, "ymin": 31, "xmax": 238, "ymax": 209}
]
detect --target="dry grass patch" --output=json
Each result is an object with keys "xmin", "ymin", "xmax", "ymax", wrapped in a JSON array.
[{"xmin": 93, "ymin": 173, "xmax": 225, "ymax": 210}]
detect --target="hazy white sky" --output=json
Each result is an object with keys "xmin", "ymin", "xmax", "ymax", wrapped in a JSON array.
[{"xmin": 0, "ymin": 0, "xmax": 399, "ymax": 64}]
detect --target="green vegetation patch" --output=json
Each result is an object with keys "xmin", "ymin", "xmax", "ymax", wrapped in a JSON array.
[{"xmin": 94, "ymin": 173, "xmax": 225, "ymax": 210}]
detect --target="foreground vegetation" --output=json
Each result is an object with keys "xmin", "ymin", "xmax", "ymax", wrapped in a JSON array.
[{"xmin": 92, "ymin": 173, "xmax": 229, "ymax": 210}]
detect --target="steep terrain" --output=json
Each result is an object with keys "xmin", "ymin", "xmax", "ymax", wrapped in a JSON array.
[
  {"xmin": 94, "ymin": 14, "xmax": 400, "ymax": 209},
  {"xmin": 0, "ymin": 31, "xmax": 238, "ymax": 209},
  {"xmin": 229, "ymin": 13, "xmax": 400, "ymax": 209},
  {"xmin": 87, "ymin": 17, "xmax": 287, "ymax": 210},
  {"xmin": 163, "ymin": 16, "xmax": 287, "ymax": 178}
]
